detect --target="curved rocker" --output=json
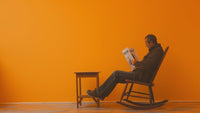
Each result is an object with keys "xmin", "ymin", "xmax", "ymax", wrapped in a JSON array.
[
  {"xmin": 117, "ymin": 100, "xmax": 168, "ymax": 110},
  {"xmin": 123, "ymin": 99, "xmax": 168, "ymax": 106}
]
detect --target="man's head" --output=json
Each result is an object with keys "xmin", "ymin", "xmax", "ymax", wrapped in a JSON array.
[{"xmin": 145, "ymin": 34, "xmax": 157, "ymax": 49}]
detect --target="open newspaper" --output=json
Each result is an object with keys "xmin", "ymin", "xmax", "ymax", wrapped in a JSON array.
[{"xmin": 122, "ymin": 47, "xmax": 140, "ymax": 70}]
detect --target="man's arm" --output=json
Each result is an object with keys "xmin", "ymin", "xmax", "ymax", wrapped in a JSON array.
[
  {"xmin": 131, "ymin": 59, "xmax": 136, "ymax": 65},
  {"xmin": 129, "ymin": 47, "xmax": 135, "ymax": 59},
  {"xmin": 135, "ymin": 48, "xmax": 163, "ymax": 71}
]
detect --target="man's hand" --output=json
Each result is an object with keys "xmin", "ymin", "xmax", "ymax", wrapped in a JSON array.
[
  {"xmin": 131, "ymin": 59, "xmax": 136, "ymax": 65},
  {"xmin": 129, "ymin": 47, "xmax": 134, "ymax": 52},
  {"xmin": 129, "ymin": 47, "xmax": 135, "ymax": 57}
]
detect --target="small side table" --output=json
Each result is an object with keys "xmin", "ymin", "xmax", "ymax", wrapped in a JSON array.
[{"xmin": 75, "ymin": 71, "xmax": 100, "ymax": 108}]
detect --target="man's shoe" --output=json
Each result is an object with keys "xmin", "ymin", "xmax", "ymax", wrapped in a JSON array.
[
  {"xmin": 87, "ymin": 90, "xmax": 96, "ymax": 97},
  {"xmin": 87, "ymin": 90, "xmax": 104, "ymax": 101}
]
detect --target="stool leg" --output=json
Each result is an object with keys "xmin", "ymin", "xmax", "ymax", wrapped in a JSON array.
[
  {"xmin": 97, "ymin": 74, "xmax": 100, "ymax": 107},
  {"xmin": 79, "ymin": 78, "xmax": 82, "ymax": 106},
  {"xmin": 76, "ymin": 77, "xmax": 79, "ymax": 108}
]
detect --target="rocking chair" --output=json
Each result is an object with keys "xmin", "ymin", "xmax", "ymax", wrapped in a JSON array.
[{"xmin": 118, "ymin": 46, "xmax": 169, "ymax": 109}]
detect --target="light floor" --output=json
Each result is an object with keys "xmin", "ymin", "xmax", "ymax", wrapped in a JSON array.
[{"xmin": 0, "ymin": 102, "xmax": 200, "ymax": 113}]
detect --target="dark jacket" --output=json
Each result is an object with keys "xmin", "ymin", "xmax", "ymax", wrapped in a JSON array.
[{"xmin": 135, "ymin": 44, "xmax": 164, "ymax": 82}]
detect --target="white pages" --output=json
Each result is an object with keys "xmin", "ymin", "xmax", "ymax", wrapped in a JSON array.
[{"xmin": 122, "ymin": 47, "xmax": 140, "ymax": 70}]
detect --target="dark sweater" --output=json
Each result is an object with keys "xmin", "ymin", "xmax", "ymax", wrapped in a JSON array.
[{"xmin": 135, "ymin": 44, "xmax": 164, "ymax": 82}]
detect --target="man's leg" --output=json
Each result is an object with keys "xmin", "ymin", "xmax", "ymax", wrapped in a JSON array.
[{"xmin": 87, "ymin": 70, "xmax": 135, "ymax": 100}]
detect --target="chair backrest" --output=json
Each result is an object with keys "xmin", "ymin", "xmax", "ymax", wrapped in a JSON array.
[{"xmin": 149, "ymin": 46, "xmax": 169, "ymax": 82}]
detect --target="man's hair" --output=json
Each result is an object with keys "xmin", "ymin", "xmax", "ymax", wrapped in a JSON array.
[{"xmin": 145, "ymin": 34, "xmax": 157, "ymax": 44}]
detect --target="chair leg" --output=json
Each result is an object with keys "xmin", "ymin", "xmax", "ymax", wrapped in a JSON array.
[
  {"xmin": 148, "ymin": 86, "xmax": 154, "ymax": 104},
  {"xmin": 127, "ymin": 83, "xmax": 134, "ymax": 100},
  {"xmin": 120, "ymin": 83, "xmax": 128, "ymax": 102}
]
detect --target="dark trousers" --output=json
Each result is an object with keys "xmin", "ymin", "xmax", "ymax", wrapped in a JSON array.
[{"xmin": 96, "ymin": 70, "xmax": 136, "ymax": 98}]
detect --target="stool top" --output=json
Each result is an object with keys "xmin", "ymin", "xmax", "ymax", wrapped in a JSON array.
[
  {"xmin": 74, "ymin": 71, "xmax": 100, "ymax": 74},
  {"xmin": 74, "ymin": 71, "xmax": 100, "ymax": 77}
]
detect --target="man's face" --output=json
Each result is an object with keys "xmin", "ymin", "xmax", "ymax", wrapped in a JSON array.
[
  {"xmin": 145, "ymin": 38, "xmax": 151, "ymax": 49},
  {"xmin": 145, "ymin": 38, "xmax": 155, "ymax": 49}
]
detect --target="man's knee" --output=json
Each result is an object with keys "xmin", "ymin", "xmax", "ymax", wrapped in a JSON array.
[
  {"xmin": 112, "ymin": 70, "xmax": 121, "ymax": 77},
  {"xmin": 113, "ymin": 70, "xmax": 120, "ymax": 74}
]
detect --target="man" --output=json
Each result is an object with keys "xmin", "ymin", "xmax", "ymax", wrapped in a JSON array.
[{"xmin": 87, "ymin": 34, "xmax": 164, "ymax": 100}]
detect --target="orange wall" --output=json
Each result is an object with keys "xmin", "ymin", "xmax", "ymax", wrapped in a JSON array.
[{"xmin": 0, "ymin": 0, "xmax": 200, "ymax": 102}]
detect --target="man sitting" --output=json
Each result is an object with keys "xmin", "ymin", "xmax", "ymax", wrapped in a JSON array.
[{"xmin": 87, "ymin": 34, "xmax": 164, "ymax": 100}]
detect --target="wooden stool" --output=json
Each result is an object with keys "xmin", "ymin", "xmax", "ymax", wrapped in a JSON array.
[{"xmin": 75, "ymin": 71, "xmax": 100, "ymax": 108}]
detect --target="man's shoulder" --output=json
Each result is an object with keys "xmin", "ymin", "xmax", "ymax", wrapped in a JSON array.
[{"xmin": 155, "ymin": 44, "xmax": 164, "ymax": 53}]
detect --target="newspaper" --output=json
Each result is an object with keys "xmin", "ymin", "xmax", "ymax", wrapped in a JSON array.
[{"xmin": 122, "ymin": 47, "xmax": 140, "ymax": 70}]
